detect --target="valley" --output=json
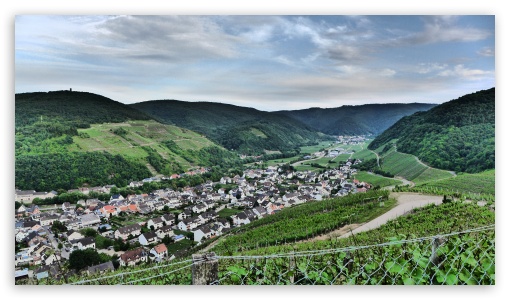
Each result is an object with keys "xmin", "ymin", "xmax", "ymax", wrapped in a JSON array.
[{"xmin": 14, "ymin": 88, "xmax": 496, "ymax": 285}]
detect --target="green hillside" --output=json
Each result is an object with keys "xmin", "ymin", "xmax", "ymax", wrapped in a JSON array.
[
  {"xmin": 276, "ymin": 103, "xmax": 436, "ymax": 136},
  {"xmin": 130, "ymin": 100, "xmax": 325, "ymax": 155},
  {"xmin": 369, "ymin": 88, "xmax": 495, "ymax": 173},
  {"xmin": 15, "ymin": 91, "xmax": 239, "ymax": 191}
]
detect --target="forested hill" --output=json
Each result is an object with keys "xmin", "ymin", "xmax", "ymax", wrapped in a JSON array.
[
  {"xmin": 275, "ymin": 103, "xmax": 436, "ymax": 136},
  {"xmin": 130, "ymin": 100, "xmax": 324, "ymax": 155},
  {"xmin": 368, "ymin": 88, "xmax": 495, "ymax": 173},
  {"xmin": 16, "ymin": 91, "xmax": 151, "ymax": 128}
]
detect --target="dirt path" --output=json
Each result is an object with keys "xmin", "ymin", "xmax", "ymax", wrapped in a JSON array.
[
  {"xmin": 338, "ymin": 192, "xmax": 442, "ymax": 239},
  {"xmin": 370, "ymin": 150, "xmax": 380, "ymax": 167}
]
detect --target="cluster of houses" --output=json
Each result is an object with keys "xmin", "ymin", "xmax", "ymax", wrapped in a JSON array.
[
  {"xmin": 336, "ymin": 135, "xmax": 368, "ymax": 145},
  {"xmin": 15, "ymin": 159, "xmax": 372, "ymax": 282}
]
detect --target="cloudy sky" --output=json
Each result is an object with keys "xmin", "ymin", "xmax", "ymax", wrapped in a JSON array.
[{"xmin": 15, "ymin": 15, "xmax": 494, "ymax": 111}]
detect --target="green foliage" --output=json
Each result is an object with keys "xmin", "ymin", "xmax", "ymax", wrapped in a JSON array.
[
  {"xmin": 277, "ymin": 103, "xmax": 436, "ymax": 136},
  {"xmin": 369, "ymin": 88, "xmax": 495, "ymax": 173},
  {"xmin": 68, "ymin": 249, "xmax": 105, "ymax": 272},
  {"xmin": 131, "ymin": 100, "xmax": 323, "ymax": 154},
  {"xmin": 213, "ymin": 190, "xmax": 393, "ymax": 253},
  {"xmin": 354, "ymin": 172, "xmax": 402, "ymax": 187},
  {"xmin": 15, "ymin": 91, "xmax": 150, "ymax": 129},
  {"xmin": 50, "ymin": 221, "xmax": 67, "ymax": 234},
  {"xmin": 80, "ymin": 228, "xmax": 98, "ymax": 237},
  {"xmin": 15, "ymin": 151, "xmax": 152, "ymax": 191},
  {"xmin": 416, "ymin": 170, "xmax": 495, "ymax": 195}
]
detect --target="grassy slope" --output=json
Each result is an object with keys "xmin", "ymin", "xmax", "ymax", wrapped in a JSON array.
[
  {"xmin": 69, "ymin": 120, "xmax": 216, "ymax": 171},
  {"xmin": 354, "ymin": 171, "xmax": 402, "ymax": 187},
  {"xmin": 416, "ymin": 169, "xmax": 495, "ymax": 195}
]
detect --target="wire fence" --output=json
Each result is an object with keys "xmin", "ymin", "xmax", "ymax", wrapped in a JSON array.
[{"xmin": 68, "ymin": 225, "xmax": 495, "ymax": 285}]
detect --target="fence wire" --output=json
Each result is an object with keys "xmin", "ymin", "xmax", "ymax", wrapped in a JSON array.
[
  {"xmin": 212, "ymin": 225, "xmax": 495, "ymax": 285},
  {"xmin": 65, "ymin": 225, "xmax": 494, "ymax": 285}
]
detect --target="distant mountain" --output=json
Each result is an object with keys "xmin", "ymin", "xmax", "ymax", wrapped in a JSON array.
[
  {"xmin": 368, "ymin": 88, "xmax": 495, "ymax": 173},
  {"xmin": 275, "ymin": 103, "xmax": 436, "ymax": 136},
  {"xmin": 131, "ymin": 100, "xmax": 325, "ymax": 155}
]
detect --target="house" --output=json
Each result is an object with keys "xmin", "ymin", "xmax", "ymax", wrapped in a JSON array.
[
  {"xmin": 62, "ymin": 202, "xmax": 72, "ymax": 211},
  {"xmin": 114, "ymin": 224, "xmax": 142, "ymax": 240},
  {"xmin": 109, "ymin": 194, "xmax": 125, "ymax": 203},
  {"xmin": 147, "ymin": 217, "xmax": 165, "ymax": 230},
  {"xmin": 79, "ymin": 213, "xmax": 101, "ymax": 227},
  {"xmin": 193, "ymin": 225, "xmax": 213, "ymax": 242},
  {"xmin": 100, "ymin": 205, "xmax": 118, "ymax": 218},
  {"xmin": 192, "ymin": 204, "xmax": 207, "ymax": 214},
  {"xmin": 178, "ymin": 211, "xmax": 191, "ymax": 221},
  {"xmin": 177, "ymin": 217, "xmax": 200, "ymax": 231},
  {"xmin": 149, "ymin": 243, "xmax": 168, "ymax": 262},
  {"xmin": 119, "ymin": 248, "xmax": 147, "ymax": 267},
  {"xmin": 161, "ymin": 214, "xmax": 176, "ymax": 226},
  {"xmin": 15, "ymin": 268, "xmax": 29, "ymax": 282},
  {"xmin": 66, "ymin": 230, "xmax": 85, "ymax": 242},
  {"xmin": 34, "ymin": 264, "xmax": 59, "ymax": 280},
  {"xmin": 232, "ymin": 212, "xmax": 251, "ymax": 226},
  {"xmin": 87, "ymin": 261, "xmax": 115, "ymax": 276},
  {"xmin": 40, "ymin": 214, "xmax": 59, "ymax": 226},
  {"xmin": 139, "ymin": 231, "xmax": 159, "ymax": 246},
  {"xmin": 252, "ymin": 206, "xmax": 268, "ymax": 218},
  {"xmin": 72, "ymin": 237, "xmax": 96, "ymax": 250},
  {"xmin": 156, "ymin": 225, "xmax": 175, "ymax": 239}
]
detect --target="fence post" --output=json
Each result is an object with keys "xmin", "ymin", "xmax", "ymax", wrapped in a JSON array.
[
  {"xmin": 429, "ymin": 237, "xmax": 444, "ymax": 266},
  {"xmin": 192, "ymin": 252, "xmax": 218, "ymax": 285}
]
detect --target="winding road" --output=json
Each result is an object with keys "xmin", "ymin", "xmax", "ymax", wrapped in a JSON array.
[{"xmin": 339, "ymin": 192, "xmax": 442, "ymax": 238}]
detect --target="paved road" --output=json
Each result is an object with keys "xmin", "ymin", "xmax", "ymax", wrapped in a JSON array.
[{"xmin": 339, "ymin": 192, "xmax": 443, "ymax": 238}]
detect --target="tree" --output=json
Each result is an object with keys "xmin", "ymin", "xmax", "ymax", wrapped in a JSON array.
[
  {"xmin": 51, "ymin": 221, "xmax": 68, "ymax": 234},
  {"xmin": 80, "ymin": 228, "xmax": 97, "ymax": 237},
  {"xmin": 68, "ymin": 249, "xmax": 102, "ymax": 272}
]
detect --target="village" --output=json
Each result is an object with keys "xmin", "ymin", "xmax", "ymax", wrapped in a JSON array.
[{"xmin": 14, "ymin": 157, "xmax": 373, "ymax": 282}]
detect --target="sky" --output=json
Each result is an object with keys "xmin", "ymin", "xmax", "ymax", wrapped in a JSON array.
[{"xmin": 15, "ymin": 15, "xmax": 495, "ymax": 111}]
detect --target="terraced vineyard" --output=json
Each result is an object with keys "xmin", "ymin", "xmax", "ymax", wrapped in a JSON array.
[
  {"xmin": 416, "ymin": 170, "xmax": 495, "ymax": 195},
  {"xmin": 353, "ymin": 171, "xmax": 402, "ymax": 187},
  {"xmin": 351, "ymin": 148, "xmax": 377, "ymax": 161},
  {"xmin": 68, "ymin": 120, "xmax": 218, "ymax": 172},
  {"xmin": 212, "ymin": 190, "xmax": 395, "ymax": 253}
]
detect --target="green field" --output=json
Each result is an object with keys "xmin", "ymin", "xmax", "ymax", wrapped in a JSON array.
[
  {"xmin": 351, "ymin": 149, "xmax": 377, "ymax": 161},
  {"xmin": 69, "ymin": 120, "xmax": 218, "ymax": 171},
  {"xmin": 353, "ymin": 171, "xmax": 402, "ymax": 187},
  {"xmin": 412, "ymin": 167, "xmax": 456, "ymax": 185},
  {"xmin": 300, "ymin": 141, "xmax": 336, "ymax": 154},
  {"xmin": 266, "ymin": 155, "xmax": 301, "ymax": 166},
  {"xmin": 416, "ymin": 169, "xmax": 495, "ymax": 195}
]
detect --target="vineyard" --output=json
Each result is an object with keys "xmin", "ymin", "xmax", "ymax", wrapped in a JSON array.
[
  {"xmin": 212, "ymin": 190, "xmax": 394, "ymax": 253},
  {"xmin": 351, "ymin": 148, "xmax": 377, "ymax": 161},
  {"xmin": 38, "ymin": 200, "xmax": 494, "ymax": 285},
  {"xmin": 412, "ymin": 167, "xmax": 456, "ymax": 185},
  {"xmin": 353, "ymin": 171, "xmax": 402, "ymax": 187},
  {"xmin": 380, "ymin": 150, "xmax": 428, "ymax": 180},
  {"xmin": 415, "ymin": 169, "xmax": 495, "ymax": 195}
]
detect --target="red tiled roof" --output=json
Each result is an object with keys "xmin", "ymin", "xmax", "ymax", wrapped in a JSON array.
[{"xmin": 154, "ymin": 243, "xmax": 167, "ymax": 254}]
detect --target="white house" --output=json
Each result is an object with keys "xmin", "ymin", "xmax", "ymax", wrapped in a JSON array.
[
  {"xmin": 193, "ymin": 225, "xmax": 213, "ymax": 242},
  {"xmin": 139, "ymin": 232, "xmax": 159, "ymax": 246},
  {"xmin": 149, "ymin": 243, "xmax": 168, "ymax": 262}
]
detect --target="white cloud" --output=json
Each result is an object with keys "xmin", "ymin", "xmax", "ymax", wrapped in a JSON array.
[
  {"xmin": 380, "ymin": 68, "xmax": 396, "ymax": 77},
  {"xmin": 477, "ymin": 47, "xmax": 495, "ymax": 57},
  {"xmin": 438, "ymin": 64, "xmax": 492, "ymax": 79},
  {"xmin": 417, "ymin": 63, "xmax": 448, "ymax": 74}
]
